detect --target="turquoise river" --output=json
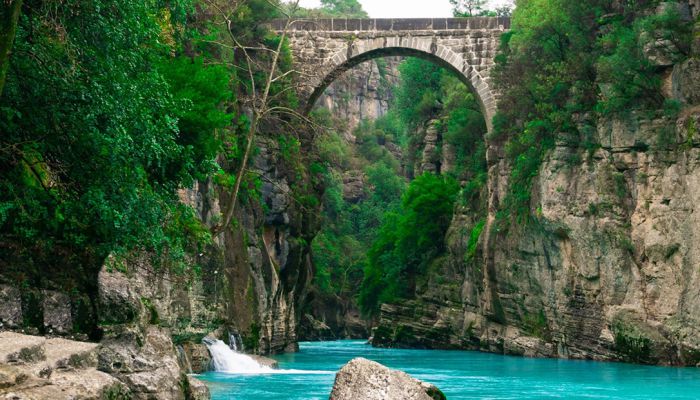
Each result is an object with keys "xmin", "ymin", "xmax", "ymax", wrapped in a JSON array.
[{"xmin": 197, "ymin": 340, "xmax": 700, "ymax": 399}]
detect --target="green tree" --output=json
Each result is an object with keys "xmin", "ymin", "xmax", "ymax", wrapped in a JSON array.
[
  {"xmin": 290, "ymin": 0, "xmax": 368, "ymax": 18},
  {"xmin": 359, "ymin": 173, "xmax": 459, "ymax": 316},
  {"xmin": 450, "ymin": 0, "xmax": 488, "ymax": 17},
  {"xmin": 0, "ymin": 0, "xmax": 286, "ymax": 282},
  {"xmin": 320, "ymin": 0, "xmax": 368, "ymax": 18},
  {"xmin": 394, "ymin": 58, "xmax": 443, "ymax": 130}
]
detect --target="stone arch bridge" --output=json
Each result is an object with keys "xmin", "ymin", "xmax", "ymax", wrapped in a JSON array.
[{"xmin": 271, "ymin": 17, "xmax": 510, "ymax": 131}]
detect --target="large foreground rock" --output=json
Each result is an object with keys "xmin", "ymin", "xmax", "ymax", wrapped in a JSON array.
[
  {"xmin": 0, "ymin": 332, "xmax": 129, "ymax": 399},
  {"xmin": 329, "ymin": 358, "xmax": 445, "ymax": 400}
]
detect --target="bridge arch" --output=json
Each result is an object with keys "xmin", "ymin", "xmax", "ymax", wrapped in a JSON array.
[
  {"xmin": 276, "ymin": 18, "xmax": 510, "ymax": 132},
  {"xmin": 306, "ymin": 43, "xmax": 496, "ymax": 131}
]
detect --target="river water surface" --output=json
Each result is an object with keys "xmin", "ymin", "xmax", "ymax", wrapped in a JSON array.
[{"xmin": 197, "ymin": 340, "xmax": 700, "ymax": 399}]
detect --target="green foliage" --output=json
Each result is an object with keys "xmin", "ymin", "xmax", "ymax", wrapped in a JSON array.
[
  {"xmin": 311, "ymin": 115, "xmax": 405, "ymax": 300},
  {"xmin": 0, "ymin": 0, "xmax": 285, "ymax": 287},
  {"xmin": 157, "ymin": 56, "xmax": 234, "ymax": 179},
  {"xmin": 449, "ymin": 0, "xmax": 488, "ymax": 17},
  {"xmin": 319, "ymin": 0, "xmax": 368, "ymax": 18},
  {"xmin": 141, "ymin": 297, "xmax": 160, "ymax": 325},
  {"xmin": 613, "ymin": 322, "xmax": 652, "ymax": 363},
  {"xmin": 491, "ymin": 0, "xmax": 692, "ymax": 229},
  {"xmin": 290, "ymin": 0, "xmax": 368, "ymax": 18},
  {"xmin": 313, "ymin": 56, "xmax": 488, "ymax": 318},
  {"xmin": 522, "ymin": 309, "xmax": 549, "ymax": 339},
  {"xmin": 1, "ymin": 0, "xmax": 198, "ymax": 263},
  {"xmin": 394, "ymin": 59, "xmax": 443, "ymax": 131},
  {"xmin": 359, "ymin": 173, "xmax": 459, "ymax": 317},
  {"xmin": 597, "ymin": 6, "xmax": 691, "ymax": 114},
  {"xmin": 243, "ymin": 322, "xmax": 261, "ymax": 352},
  {"xmin": 466, "ymin": 219, "xmax": 485, "ymax": 261}
]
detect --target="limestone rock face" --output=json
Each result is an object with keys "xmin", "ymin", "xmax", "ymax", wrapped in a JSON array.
[
  {"xmin": 329, "ymin": 358, "xmax": 445, "ymax": 400},
  {"xmin": 318, "ymin": 58, "xmax": 401, "ymax": 141},
  {"xmin": 95, "ymin": 256, "xmax": 219, "ymax": 399},
  {"xmin": 371, "ymin": 32, "xmax": 700, "ymax": 365},
  {"xmin": 98, "ymin": 326, "xmax": 184, "ymax": 399},
  {"xmin": 342, "ymin": 171, "xmax": 367, "ymax": 203},
  {"xmin": 0, "ymin": 286, "xmax": 22, "ymax": 330},
  {"xmin": 223, "ymin": 134, "xmax": 321, "ymax": 355},
  {"xmin": 185, "ymin": 376, "xmax": 210, "ymax": 400},
  {"xmin": 0, "ymin": 332, "xmax": 129, "ymax": 399},
  {"xmin": 180, "ymin": 343, "xmax": 211, "ymax": 374},
  {"xmin": 299, "ymin": 294, "xmax": 369, "ymax": 341},
  {"xmin": 672, "ymin": 58, "xmax": 700, "ymax": 105},
  {"xmin": 374, "ymin": 108, "xmax": 700, "ymax": 365}
]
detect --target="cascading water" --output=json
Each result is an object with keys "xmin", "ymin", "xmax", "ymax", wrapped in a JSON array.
[
  {"xmin": 201, "ymin": 336, "xmax": 330, "ymax": 376},
  {"xmin": 202, "ymin": 337, "xmax": 274, "ymax": 374},
  {"xmin": 228, "ymin": 332, "xmax": 244, "ymax": 352}
]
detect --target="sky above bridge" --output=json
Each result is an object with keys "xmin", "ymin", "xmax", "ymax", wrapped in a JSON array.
[{"xmin": 296, "ymin": 0, "xmax": 512, "ymax": 18}]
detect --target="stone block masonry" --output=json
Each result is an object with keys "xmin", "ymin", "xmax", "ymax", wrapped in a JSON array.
[{"xmin": 270, "ymin": 18, "xmax": 509, "ymax": 132}]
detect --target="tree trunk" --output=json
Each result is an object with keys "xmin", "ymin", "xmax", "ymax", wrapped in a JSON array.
[{"xmin": 0, "ymin": 0, "xmax": 23, "ymax": 96}]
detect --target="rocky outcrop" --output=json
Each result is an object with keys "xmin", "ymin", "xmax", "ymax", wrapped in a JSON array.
[
  {"xmin": 0, "ymin": 332, "xmax": 130, "ymax": 399},
  {"xmin": 376, "ymin": 113, "xmax": 700, "ymax": 364},
  {"xmin": 416, "ymin": 120, "xmax": 443, "ymax": 176},
  {"xmin": 249, "ymin": 355, "xmax": 279, "ymax": 369},
  {"xmin": 329, "ymin": 357, "xmax": 445, "ymax": 400},
  {"xmin": 318, "ymin": 58, "xmax": 401, "ymax": 141},
  {"xmin": 372, "ymin": 1, "xmax": 700, "ymax": 366},
  {"xmin": 222, "ymin": 134, "xmax": 321, "ymax": 354},
  {"xmin": 672, "ymin": 58, "xmax": 700, "ymax": 105},
  {"xmin": 95, "ymin": 256, "xmax": 216, "ymax": 399},
  {"xmin": 342, "ymin": 171, "xmax": 367, "ymax": 203},
  {"xmin": 299, "ymin": 293, "xmax": 369, "ymax": 341}
]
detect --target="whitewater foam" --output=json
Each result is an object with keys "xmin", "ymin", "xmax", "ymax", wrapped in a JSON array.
[{"xmin": 202, "ymin": 337, "xmax": 331, "ymax": 375}]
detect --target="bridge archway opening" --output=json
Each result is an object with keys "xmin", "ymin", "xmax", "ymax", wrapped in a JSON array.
[{"xmin": 302, "ymin": 46, "xmax": 495, "ymax": 132}]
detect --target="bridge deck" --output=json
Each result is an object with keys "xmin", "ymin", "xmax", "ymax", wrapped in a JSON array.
[{"xmin": 270, "ymin": 17, "xmax": 510, "ymax": 32}]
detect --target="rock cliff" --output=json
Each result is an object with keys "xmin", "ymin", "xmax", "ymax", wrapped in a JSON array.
[
  {"xmin": 317, "ymin": 58, "xmax": 401, "ymax": 141},
  {"xmin": 372, "ymin": 3, "xmax": 700, "ymax": 366},
  {"xmin": 0, "ymin": 123, "xmax": 321, "ymax": 397}
]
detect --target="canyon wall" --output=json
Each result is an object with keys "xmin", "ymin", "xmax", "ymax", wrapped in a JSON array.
[
  {"xmin": 0, "ymin": 126, "xmax": 321, "ymax": 396},
  {"xmin": 372, "ymin": 3, "xmax": 700, "ymax": 366}
]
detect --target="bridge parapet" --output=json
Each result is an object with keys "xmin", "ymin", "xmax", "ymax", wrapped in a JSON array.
[{"xmin": 270, "ymin": 17, "xmax": 510, "ymax": 32}]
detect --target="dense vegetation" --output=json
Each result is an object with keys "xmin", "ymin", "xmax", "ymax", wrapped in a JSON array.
[
  {"xmin": 289, "ymin": 0, "xmax": 368, "ymax": 18},
  {"xmin": 0, "ymin": 0, "xmax": 299, "ymax": 305},
  {"xmin": 309, "ymin": 56, "xmax": 489, "ymax": 318},
  {"xmin": 492, "ymin": 0, "xmax": 693, "ymax": 227}
]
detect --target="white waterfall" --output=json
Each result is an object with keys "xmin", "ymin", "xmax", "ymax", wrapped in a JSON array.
[
  {"xmin": 202, "ymin": 337, "xmax": 274, "ymax": 374},
  {"xmin": 201, "ymin": 336, "xmax": 332, "ymax": 375}
]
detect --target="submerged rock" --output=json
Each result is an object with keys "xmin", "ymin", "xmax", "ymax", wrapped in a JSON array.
[{"xmin": 329, "ymin": 357, "xmax": 445, "ymax": 400}]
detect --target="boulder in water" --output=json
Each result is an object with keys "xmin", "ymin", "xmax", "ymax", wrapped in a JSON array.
[
  {"xmin": 329, "ymin": 357, "xmax": 446, "ymax": 400},
  {"xmin": 250, "ymin": 355, "xmax": 279, "ymax": 369}
]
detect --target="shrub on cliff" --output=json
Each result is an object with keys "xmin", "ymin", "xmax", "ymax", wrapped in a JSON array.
[{"xmin": 359, "ymin": 173, "xmax": 459, "ymax": 317}]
